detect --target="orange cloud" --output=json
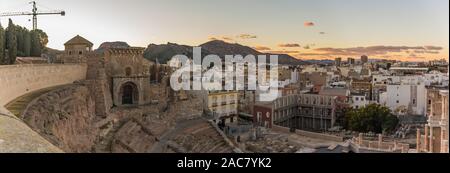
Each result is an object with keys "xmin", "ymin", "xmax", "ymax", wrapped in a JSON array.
[
  {"xmin": 267, "ymin": 50, "xmax": 300, "ymax": 54},
  {"xmin": 424, "ymin": 46, "xmax": 443, "ymax": 50},
  {"xmin": 304, "ymin": 22, "xmax": 315, "ymax": 27},
  {"xmin": 253, "ymin": 46, "xmax": 271, "ymax": 51},
  {"xmin": 238, "ymin": 34, "xmax": 257, "ymax": 39},
  {"xmin": 208, "ymin": 36, "xmax": 218, "ymax": 40},
  {"xmin": 208, "ymin": 35, "xmax": 234, "ymax": 42},
  {"xmin": 313, "ymin": 45, "xmax": 443, "ymax": 56},
  {"xmin": 222, "ymin": 36, "xmax": 234, "ymax": 41},
  {"xmin": 278, "ymin": 43, "xmax": 300, "ymax": 47}
]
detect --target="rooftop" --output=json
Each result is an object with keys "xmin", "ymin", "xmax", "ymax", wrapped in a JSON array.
[
  {"xmin": 319, "ymin": 88, "xmax": 349, "ymax": 97},
  {"xmin": 64, "ymin": 35, "xmax": 93, "ymax": 47}
]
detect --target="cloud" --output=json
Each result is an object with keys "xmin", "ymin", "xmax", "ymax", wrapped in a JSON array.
[
  {"xmin": 313, "ymin": 45, "xmax": 442, "ymax": 56},
  {"xmin": 278, "ymin": 43, "xmax": 300, "ymax": 47},
  {"xmin": 238, "ymin": 34, "xmax": 257, "ymax": 39},
  {"xmin": 208, "ymin": 35, "xmax": 234, "ymax": 42},
  {"xmin": 408, "ymin": 53, "xmax": 426, "ymax": 59},
  {"xmin": 304, "ymin": 22, "xmax": 315, "ymax": 27},
  {"xmin": 267, "ymin": 50, "xmax": 300, "ymax": 54},
  {"xmin": 222, "ymin": 36, "xmax": 234, "ymax": 41},
  {"xmin": 297, "ymin": 53, "xmax": 332, "ymax": 57},
  {"xmin": 208, "ymin": 36, "xmax": 218, "ymax": 41},
  {"xmin": 424, "ymin": 46, "xmax": 443, "ymax": 50},
  {"xmin": 414, "ymin": 50, "xmax": 440, "ymax": 54},
  {"xmin": 426, "ymin": 51, "xmax": 440, "ymax": 54},
  {"xmin": 303, "ymin": 43, "xmax": 316, "ymax": 50},
  {"xmin": 253, "ymin": 46, "xmax": 271, "ymax": 51}
]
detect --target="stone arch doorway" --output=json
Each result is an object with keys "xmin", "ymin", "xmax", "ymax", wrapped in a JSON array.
[{"xmin": 120, "ymin": 82, "xmax": 138, "ymax": 105}]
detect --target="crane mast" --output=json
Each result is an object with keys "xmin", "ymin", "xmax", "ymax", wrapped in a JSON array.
[{"xmin": 0, "ymin": 1, "xmax": 65, "ymax": 30}]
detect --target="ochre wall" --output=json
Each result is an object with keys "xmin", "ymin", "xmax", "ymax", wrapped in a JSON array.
[
  {"xmin": 0, "ymin": 64, "xmax": 86, "ymax": 153},
  {"xmin": 0, "ymin": 64, "xmax": 87, "ymax": 106}
]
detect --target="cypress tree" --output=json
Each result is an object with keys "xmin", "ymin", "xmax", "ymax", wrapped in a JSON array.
[
  {"xmin": 0, "ymin": 22, "xmax": 5, "ymax": 65},
  {"xmin": 24, "ymin": 31, "xmax": 31, "ymax": 57},
  {"xmin": 30, "ymin": 30, "xmax": 42, "ymax": 57},
  {"xmin": 7, "ymin": 19, "xmax": 17, "ymax": 64},
  {"xmin": 16, "ymin": 26, "xmax": 25, "ymax": 56}
]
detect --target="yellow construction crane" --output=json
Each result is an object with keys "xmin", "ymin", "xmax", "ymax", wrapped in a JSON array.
[{"xmin": 0, "ymin": 1, "xmax": 65, "ymax": 30}]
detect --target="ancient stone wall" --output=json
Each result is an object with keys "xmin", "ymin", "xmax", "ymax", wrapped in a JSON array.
[
  {"xmin": 272, "ymin": 125, "xmax": 344, "ymax": 142},
  {"xmin": 0, "ymin": 64, "xmax": 87, "ymax": 153},
  {"xmin": 0, "ymin": 107, "xmax": 63, "ymax": 153},
  {"xmin": 21, "ymin": 84, "xmax": 98, "ymax": 152},
  {"xmin": 0, "ymin": 64, "xmax": 87, "ymax": 106}
]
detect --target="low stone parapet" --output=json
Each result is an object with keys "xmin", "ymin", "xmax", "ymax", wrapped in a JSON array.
[{"xmin": 272, "ymin": 125, "xmax": 344, "ymax": 142}]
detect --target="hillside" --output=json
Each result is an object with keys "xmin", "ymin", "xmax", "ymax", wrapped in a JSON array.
[
  {"xmin": 95, "ymin": 41, "xmax": 130, "ymax": 53},
  {"xmin": 143, "ymin": 42, "xmax": 216, "ymax": 64},
  {"xmin": 144, "ymin": 40, "xmax": 307, "ymax": 65}
]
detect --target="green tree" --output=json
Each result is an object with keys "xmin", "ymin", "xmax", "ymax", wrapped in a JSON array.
[
  {"xmin": 344, "ymin": 104, "xmax": 399, "ymax": 134},
  {"xmin": 16, "ymin": 26, "xmax": 25, "ymax": 56},
  {"xmin": 6, "ymin": 19, "xmax": 17, "ymax": 64},
  {"xmin": 0, "ymin": 22, "xmax": 5, "ymax": 65},
  {"xmin": 34, "ymin": 29, "xmax": 48, "ymax": 53},
  {"xmin": 30, "ymin": 30, "xmax": 42, "ymax": 57},
  {"xmin": 24, "ymin": 31, "xmax": 31, "ymax": 57}
]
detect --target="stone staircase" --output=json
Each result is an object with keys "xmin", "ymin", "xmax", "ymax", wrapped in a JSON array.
[{"xmin": 171, "ymin": 121, "xmax": 234, "ymax": 153}]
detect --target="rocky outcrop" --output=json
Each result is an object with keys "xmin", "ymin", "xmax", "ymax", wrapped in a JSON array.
[{"xmin": 21, "ymin": 84, "xmax": 99, "ymax": 152}]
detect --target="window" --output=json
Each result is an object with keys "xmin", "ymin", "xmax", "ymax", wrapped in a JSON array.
[
  {"xmin": 396, "ymin": 100, "xmax": 399, "ymax": 103},
  {"xmin": 257, "ymin": 112, "xmax": 262, "ymax": 122},
  {"xmin": 355, "ymin": 97, "xmax": 359, "ymax": 101},
  {"xmin": 412, "ymin": 99, "xmax": 416, "ymax": 104},
  {"xmin": 79, "ymin": 51, "xmax": 83, "ymax": 55},
  {"xmin": 68, "ymin": 51, "xmax": 72, "ymax": 55}
]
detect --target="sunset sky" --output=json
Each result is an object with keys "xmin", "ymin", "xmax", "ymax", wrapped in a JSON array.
[{"xmin": 1, "ymin": 0, "xmax": 448, "ymax": 61}]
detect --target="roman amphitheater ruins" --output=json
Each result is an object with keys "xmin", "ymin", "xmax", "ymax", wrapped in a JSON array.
[
  {"xmin": 1, "ymin": 35, "xmax": 415, "ymax": 153},
  {"xmin": 0, "ymin": 35, "xmax": 240, "ymax": 153}
]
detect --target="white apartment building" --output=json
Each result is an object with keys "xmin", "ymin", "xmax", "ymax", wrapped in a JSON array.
[
  {"xmin": 380, "ymin": 81, "xmax": 427, "ymax": 115},
  {"xmin": 351, "ymin": 94, "xmax": 369, "ymax": 109}
]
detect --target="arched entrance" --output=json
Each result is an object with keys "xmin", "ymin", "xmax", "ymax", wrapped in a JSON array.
[{"xmin": 120, "ymin": 82, "xmax": 138, "ymax": 105}]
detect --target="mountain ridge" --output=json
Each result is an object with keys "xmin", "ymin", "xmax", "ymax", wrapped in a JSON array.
[{"xmin": 144, "ymin": 40, "xmax": 308, "ymax": 65}]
